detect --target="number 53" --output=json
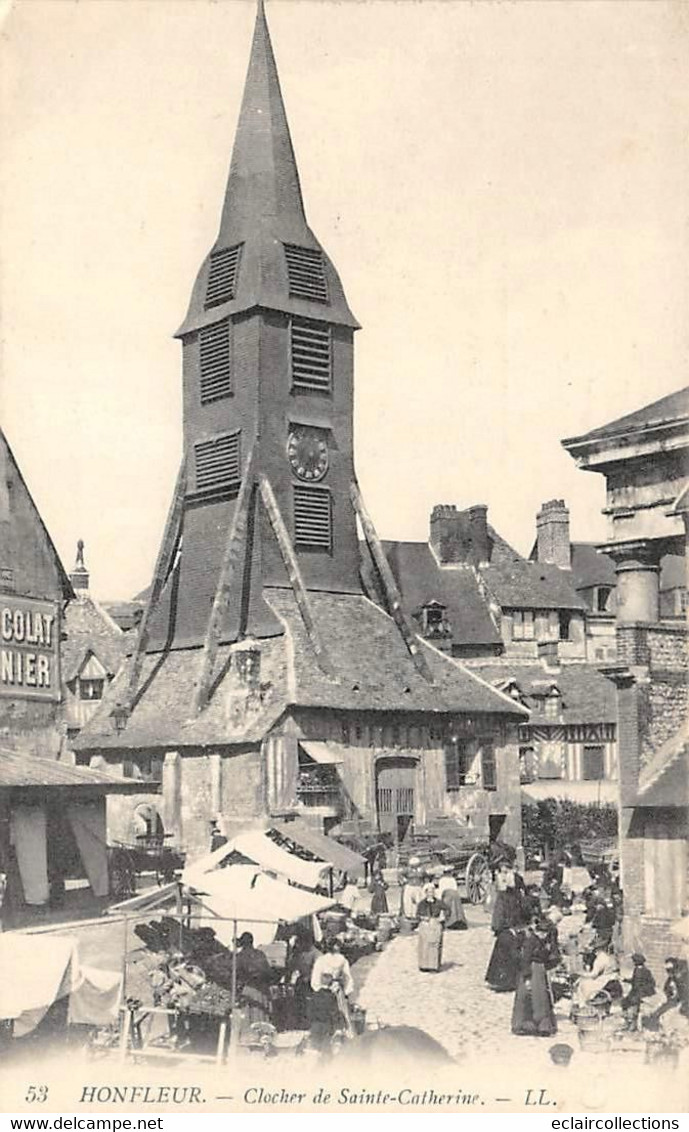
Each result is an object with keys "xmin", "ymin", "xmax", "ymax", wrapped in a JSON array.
[{"xmin": 25, "ymin": 1085, "xmax": 49, "ymax": 1104}]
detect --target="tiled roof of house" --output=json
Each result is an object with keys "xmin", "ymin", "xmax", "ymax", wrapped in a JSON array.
[
  {"xmin": 481, "ymin": 557, "xmax": 583, "ymax": 611},
  {"xmin": 382, "ymin": 541, "xmax": 501, "ymax": 646},
  {"xmin": 466, "ymin": 661, "xmax": 617, "ymax": 725},
  {"xmin": 74, "ymin": 587, "xmax": 526, "ymax": 752},
  {"xmin": 569, "ymin": 543, "xmax": 617, "ymax": 591},
  {"xmin": 564, "ymin": 387, "xmax": 689, "ymax": 446},
  {"xmin": 62, "ymin": 594, "xmax": 129, "ymax": 683}
]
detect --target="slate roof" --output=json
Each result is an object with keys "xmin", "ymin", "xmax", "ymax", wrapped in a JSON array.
[
  {"xmin": 0, "ymin": 748, "xmax": 144, "ymax": 791},
  {"xmin": 62, "ymin": 594, "xmax": 129, "ymax": 682},
  {"xmin": 466, "ymin": 661, "xmax": 617, "ymax": 725},
  {"xmin": 569, "ymin": 543, "xmax": 617, "ymax": 592},
  {"xmin": 563, "ymin": 387, "xmax": 689, "ymax": 446},
  {"xmin": 382, "ymin": 541, "xmax": 501, "ymax": 647},
  {"xmin": 74, "ymin": 587, "xmax": 526, "ymax": 753},
  {"xmin": 481, "ymin": 556, "xmax": 582, "ymax": 611}
]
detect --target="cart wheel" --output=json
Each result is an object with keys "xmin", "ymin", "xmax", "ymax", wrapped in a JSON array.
[{"xmin": 465, "ymin": 852, "xmax": 490, "ymax": 904}]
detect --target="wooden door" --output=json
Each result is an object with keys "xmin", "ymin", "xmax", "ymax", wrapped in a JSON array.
[{"xmin": 376, "ymin": 758, "xmax": 416, "ymax": 841}]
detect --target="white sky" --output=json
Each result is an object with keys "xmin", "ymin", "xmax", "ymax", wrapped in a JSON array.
[{"xmin": 1, "ymin": 0, "xmax": 687, "ymax": 600}]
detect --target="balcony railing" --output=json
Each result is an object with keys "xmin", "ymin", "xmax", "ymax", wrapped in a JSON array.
[{"xmin": 296, "ymin": 784, "xmax": 341, "ymax": 809}]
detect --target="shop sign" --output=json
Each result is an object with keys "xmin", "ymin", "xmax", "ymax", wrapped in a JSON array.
[{"xmin": 0, "ymin": 596, "xmax": 60, "ymax": 702}]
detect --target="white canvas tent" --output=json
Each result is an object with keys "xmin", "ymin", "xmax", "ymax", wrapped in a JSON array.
[
  {"xmin": 183, "ymin": 830, "xmax": 331, "ymax": 892},
  {"xmin": 187, "ymin": 864, "xmax": 334, "ymax": 947}
]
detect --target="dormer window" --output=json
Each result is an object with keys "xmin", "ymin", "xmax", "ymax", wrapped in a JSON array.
[
  {"xmin": 544, "ymin": 690, "xmax": 561, "ymax": 720},
  {"xmin": 79, "ymin": 677, "xmax": 104, "ymax": 701},
  {"xmin": 421, "ymin": 601, "xmax": 450, "ymax": 639}
]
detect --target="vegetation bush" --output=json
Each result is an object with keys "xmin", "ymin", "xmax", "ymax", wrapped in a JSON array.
[{"xmin": 522, "ymin": 798, "xmax": 618, "ymax": 861}]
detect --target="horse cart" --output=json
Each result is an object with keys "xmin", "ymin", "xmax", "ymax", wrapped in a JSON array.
[
  {"xmin": 333, "ymin": 819, "xmax": 493, "ymax": 905},
  {"xmin": 109, "ymin": 837, "xmax": 185, "ymax": 899}
]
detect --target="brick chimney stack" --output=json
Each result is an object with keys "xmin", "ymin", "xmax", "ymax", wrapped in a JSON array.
[
  {"xmin": 536, "ymin": 499, "xmax": 571, "ymax": 570},
  {"xmin": 430, "ymin": 504, "xmax": 490, "ymax": 567},
  {"xmin": 468, "ymin": 505, "xmax": 490, "ymax": 567}
]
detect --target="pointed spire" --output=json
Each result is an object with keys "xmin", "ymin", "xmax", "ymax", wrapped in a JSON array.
[
  {"xmin": 219, "ymin": 0, "xmax": 306, "ymax": 238},
  {"xmin": 70, "ymin": 538, "xmax": 90, "ymax": 593}
]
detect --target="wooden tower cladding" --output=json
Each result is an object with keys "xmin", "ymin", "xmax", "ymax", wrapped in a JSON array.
[{"xmin": 143, "ymin": 0, "xmax": 362, "ymax": 656}]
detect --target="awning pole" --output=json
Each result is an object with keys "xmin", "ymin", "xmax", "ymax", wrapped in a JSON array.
[
  {"xmin": 229, "ymin": 919, "xmax": 239, "ymax": 1056},
  {"xmin": 121, "ymin": 914, "xmax": 128, "ymax": 1002}
]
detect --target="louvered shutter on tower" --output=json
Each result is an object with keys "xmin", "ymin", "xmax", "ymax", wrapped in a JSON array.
[
  {"xmin": 194, "ymin": 432, "xmax": 241, "ymax": 496},
  {"xmin": 290, "ymin": 319, "xmax": 332, "ymax": 392},
  {"xmin": 205, "ymin": 244, "xmax": 243, "ymax": 309},
  {"xmin": 284, "ymin": 244, "xmax": 329, "ymax": 303},
  {"xmin": 199, "ymin": 319, "xmax": 231, "ymax": 403},
  {"xmin": 294, "ymin": 486, "xmax": 332, "ymax": 551}
]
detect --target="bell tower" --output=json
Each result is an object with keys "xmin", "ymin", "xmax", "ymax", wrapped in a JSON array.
[{"xmin": 143, "ymin": 0, "xmax": 362, "ymax": 658}]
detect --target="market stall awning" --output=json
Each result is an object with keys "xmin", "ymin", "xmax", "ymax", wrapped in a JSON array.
[
  {"xmin": 299, "ymin": 741, "xmax": 342, "ymax": 765},
  {"xmin": 191, "ymin": 864, "xmax": 334, "ymax": 947},
  {"xmin": 183, "ymin": 831, "xmax": 330, "ymax": 891},
  {"xmin": 272, "ymin": 819, "xmax": 365, "ymax": 876}
]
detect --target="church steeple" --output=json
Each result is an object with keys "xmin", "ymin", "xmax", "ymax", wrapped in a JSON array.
[
  {"xmin": 140, "ymin": 0, "xmax": 364, "ymax": 663},
  {"xmin": 177, "ymin": 0, "xmax": 357, "ymax": 337},
  {"xmin": 219, "ymin": 0, "xmax": 306, "ymax": 234}
]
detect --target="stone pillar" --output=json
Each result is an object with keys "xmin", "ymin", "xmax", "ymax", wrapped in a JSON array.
[
  {"xmin": 162, "ymin": 750, "xmax": 182, "ymax": 845},
  {"xmin": 609, "ymin": 543, "xmax": 661, "ymax": 624},
  {"xmin": 209, "ymin": 753, "xmax": 222, "ymax": 815}
]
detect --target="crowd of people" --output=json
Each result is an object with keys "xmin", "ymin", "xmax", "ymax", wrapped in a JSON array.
[{"xmin": 483, "ymin": 848, "xmax": 689, "ymax": 1043}]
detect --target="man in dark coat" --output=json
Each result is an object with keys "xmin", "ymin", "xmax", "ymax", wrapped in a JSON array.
[{"xmin": 621, "ymin": 953, "xmax": 656, "ymax": 1029}]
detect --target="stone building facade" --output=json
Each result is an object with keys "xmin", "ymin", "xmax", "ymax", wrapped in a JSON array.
[{"xmin": 563, "ymin": 386, "xmax": 688, "ymax": 972}]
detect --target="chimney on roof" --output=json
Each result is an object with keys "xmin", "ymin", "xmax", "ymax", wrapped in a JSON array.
[
  {"xmin": 430, "ymin": 504, "xmax": 490, "ymax": 568},
  {"xmin": 536, "ymin": 500, "xmax": 571, "ymax": 570},
  {"xmin": 468, "ymin": 505, "xmax": 490, "ymax": 567},
  {"xmin": 70, "ymin": 539, "xmax": 90, "ymax": 594}
]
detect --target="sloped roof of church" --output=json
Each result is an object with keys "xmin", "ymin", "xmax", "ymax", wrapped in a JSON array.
[{"xmin": 74, "ymin": 587, "xmax": 526, "ymax": 752}]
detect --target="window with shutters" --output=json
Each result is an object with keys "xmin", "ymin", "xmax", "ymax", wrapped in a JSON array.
[
  {"xmin": 445, "ymin": 741, "xmax": 470, "ymax": 791},
  {"xmin": 290, "ymin": 318, "xmax": 332, "ymax": 392},
  {"xmin": 284, "ymin": 244, "xmax": 329, "ymax": 303},
  {"xmin": 205, "ymin": 244, "xmax": 243, "ymax": 309},
  {"xmin": 199, "ymin": 319, "xmax": 231, "ymax": 403},
  {"xmin": 481, "ymin": 742, "xmax": 497, "ymax": 790},
  {"xmin": 293, "ymin": 485, "xmax": 332, "ymax": 551},
  {"xmin": 194, "ymin": 431, "xmax": 241, "ymax": 498}
]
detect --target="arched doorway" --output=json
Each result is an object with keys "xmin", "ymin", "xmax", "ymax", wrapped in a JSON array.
[
  {"xmin": 133, "ymin": 803, "xmax": 164, "ymax": 848},
  {"xmin": 376, "ymin": 757, "xmax": 416, "ymax": 845}
]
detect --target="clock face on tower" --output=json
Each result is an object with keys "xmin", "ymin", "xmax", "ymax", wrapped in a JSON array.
[{"xmin": 287, "ymin": 427, "xmax": 329, "ymax": 482}]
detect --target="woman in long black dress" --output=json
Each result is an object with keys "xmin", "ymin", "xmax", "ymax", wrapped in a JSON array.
[
  {"xmin": 511, "ymin": 917, "xmax": 560, "ymax": 1036},
  {"xmin": 485, "ymin": 863, "xmax": 525, "ymax": 992}
]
